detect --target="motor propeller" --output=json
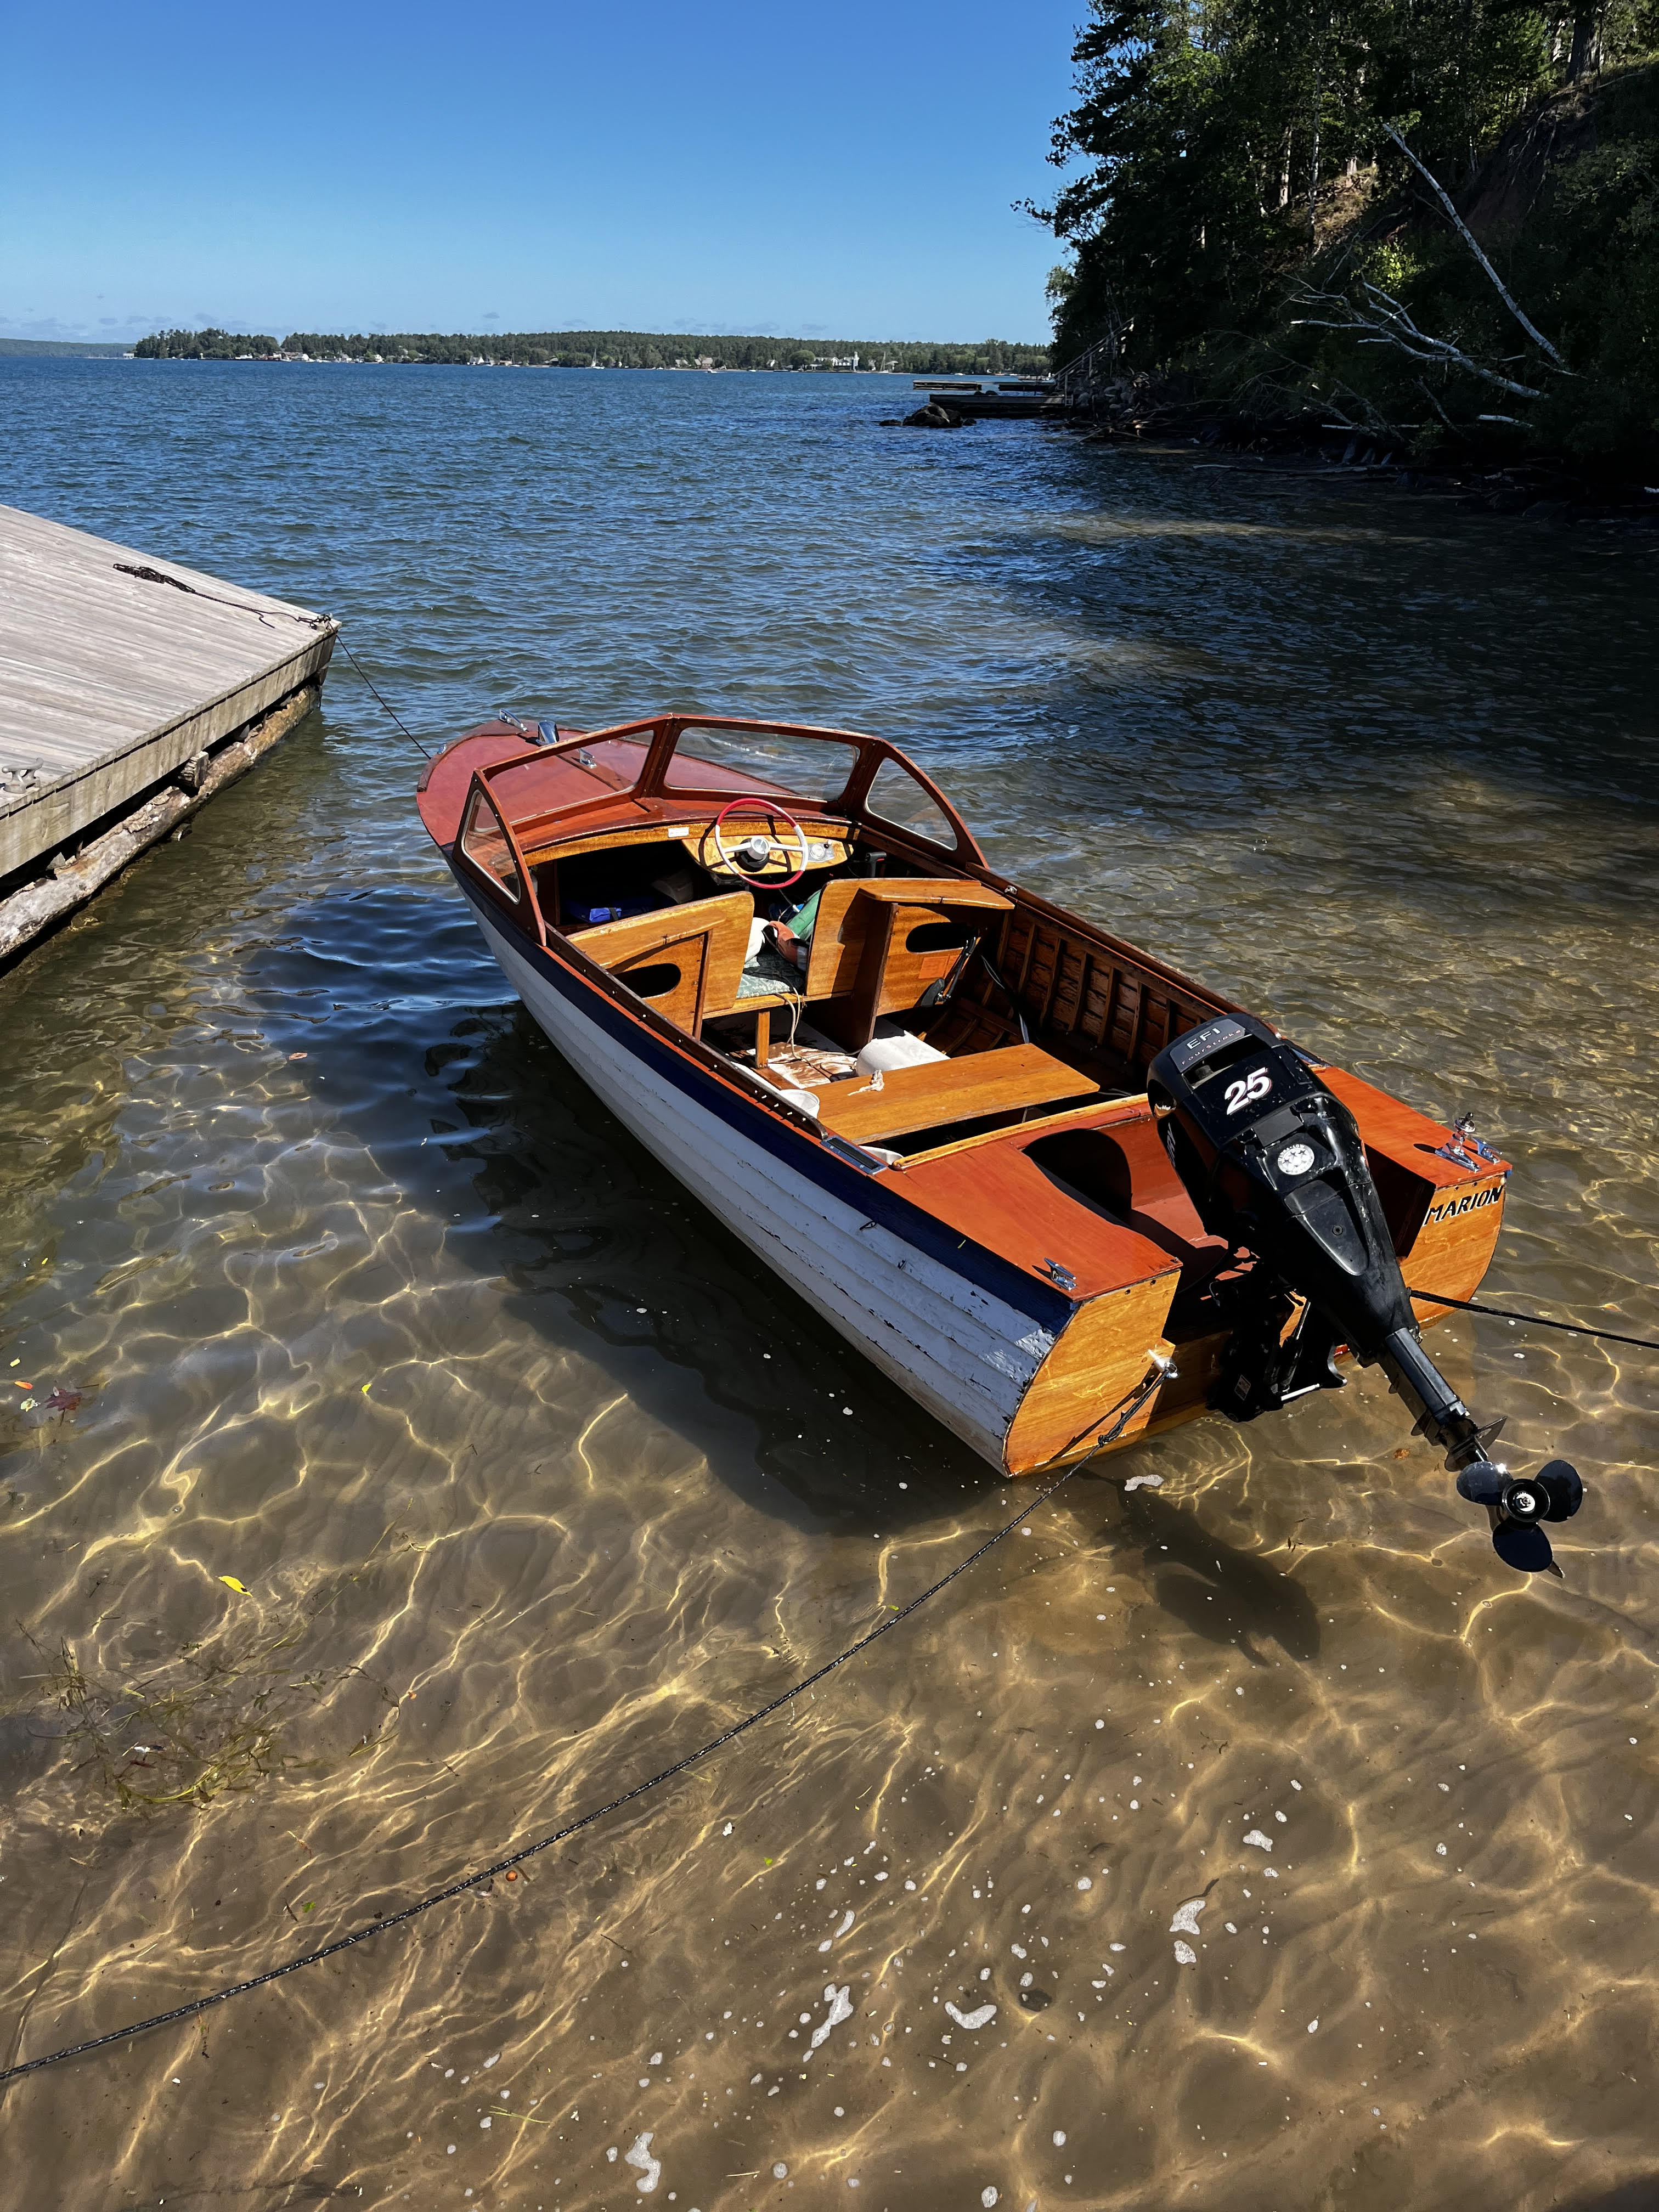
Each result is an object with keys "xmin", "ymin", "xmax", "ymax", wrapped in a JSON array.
[
  {"xmin": 1146, "ymin": 1014, "xmax": 1586, "ymax": 1576},
  {"xmin": 1455, "ymin": 1457, "xmax": 1584, "ymax": 1575}
]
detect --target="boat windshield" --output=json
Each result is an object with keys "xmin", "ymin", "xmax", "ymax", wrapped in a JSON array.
[
  {"xmin": 662, "ymin": 724, "xmax": 862, "ymax": 806},
  {"xmin": 459, "ymin": 787, "xmax": 524, "ymax": 901},
  {"xmin": 864, "ymin": 756, "xmax": 961, "ymax": 853}
]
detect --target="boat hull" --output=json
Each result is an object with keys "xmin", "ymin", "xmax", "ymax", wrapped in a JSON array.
[
  {"xmin": 450, "ymin": 865, "xmax": 1507, "ymax": 1480},
  {"xmin": 467, "ymin": 887, "xmax": 1065, "ymax": 1468}
]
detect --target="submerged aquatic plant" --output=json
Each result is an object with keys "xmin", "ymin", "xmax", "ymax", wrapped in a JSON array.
[
  {"xmin": 11, "ymin": 1537, "xmax": 415, "ymax": 1824},
  {"xmin": 27, "ymin": 1628, "xmax": 314, "ymax": 1811}
]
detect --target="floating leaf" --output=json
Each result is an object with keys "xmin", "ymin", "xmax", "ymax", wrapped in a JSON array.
[
  {"xmin": 43, "ymin": 1386, "xmax": 82, "ymax": 1414},
  {"xmin": 219, "ymin": 1575, "xmax": 249, "ymax": 1595}
]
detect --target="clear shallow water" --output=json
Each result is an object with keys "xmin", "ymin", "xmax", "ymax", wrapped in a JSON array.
[{"xmin": 0, "ymin": 358, "xmax": 1656, "ymax": 2211}]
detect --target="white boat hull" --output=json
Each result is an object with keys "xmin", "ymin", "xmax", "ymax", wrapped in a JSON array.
[{"xmin": 475, "ymin": 903, "xmax": 1056, "ymax": 1467}]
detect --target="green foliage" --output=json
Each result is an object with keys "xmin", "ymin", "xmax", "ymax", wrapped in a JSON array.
[
  {"xmin": 133, "ymin": 328, "xmax": 1052, "ymax": 375},
  {"xmin": 133, "ymin": 328, "xmax": 278, "ymax": 358},
  {"xmin": 1511, "ymin": 80, "xmax": 1659, "ymax": 452},
  {"xmin": 1360, "ymin": 239, "xmax": 1425, "ymax": 294},
  {"xmin": 1039, "ymin": 0, "xmax": 1659, "ymax": 466}
]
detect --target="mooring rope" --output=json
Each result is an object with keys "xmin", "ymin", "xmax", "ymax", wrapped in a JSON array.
[
  {"xmin": 1407, "ymin": 1286, "xmax": 1659, "ymax": 1353},
  {"xmin": 112, "ymin": 562, "xmax": 331, "ymax": 631},
  {"xmin": 0, "ymin": 1365, "xmax": 1168, "ymax": 2091},
  {"xmin": 332, "ymin": 638, "xmax": 433, "ymax": 759},
  {"xmin": 112, "ymin": 561, "xmax": 432, "ymax": 760}
]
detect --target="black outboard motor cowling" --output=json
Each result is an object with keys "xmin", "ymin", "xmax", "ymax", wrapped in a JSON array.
[
  {"xmin": 1147, "ymin": 1015, "xmax": 1413, "ymax": 1365},
  {"xmin": 1147, "ymin": 1013, "xmax": 1583, "ymax": 1575}
]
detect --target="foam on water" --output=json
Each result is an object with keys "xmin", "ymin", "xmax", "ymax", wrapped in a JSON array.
[
  {"xmin": 625, "ymin": 2131, "xmax": 662, "ymax": 2193},
  {"xmin": 809, "ymin": 1984, "xmax": 854, "ymax": 2052}
]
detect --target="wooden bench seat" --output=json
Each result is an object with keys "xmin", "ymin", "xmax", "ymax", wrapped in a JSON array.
[
  {"xmin": 801, "ymin": 877, "xmax": 1013, "ymax": 1048},
  {"xmin": 570, "ymin": 892, "xmax": 752, "ymax": 1034},
  {"xmin": 814, "ymin": 1043, "xmax": 1097, "ymax": 1145},
  {"xmin": 569, "ymin": 874, "xmax": 1022, "ymax": 1066}
]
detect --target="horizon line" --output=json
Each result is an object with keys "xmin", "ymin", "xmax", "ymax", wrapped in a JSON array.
[{"xmin": 2, "ymin": 323, "xmax": 1051, "ymax": 353}]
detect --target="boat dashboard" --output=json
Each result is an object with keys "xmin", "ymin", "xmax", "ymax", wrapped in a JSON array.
[{"xmin": 522, "ymin": 812, "xmax": 857, "ymax": 892}]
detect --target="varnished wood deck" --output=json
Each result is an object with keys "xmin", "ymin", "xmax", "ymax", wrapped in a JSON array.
[{"xmin": 0, "ymin": 504, "xmax": 336, "ymax": 881}]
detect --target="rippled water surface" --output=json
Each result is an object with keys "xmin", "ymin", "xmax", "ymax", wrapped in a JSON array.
[{"xmin": 1, "ymin": 359, "xmax": 1656, "ymax": 2211}]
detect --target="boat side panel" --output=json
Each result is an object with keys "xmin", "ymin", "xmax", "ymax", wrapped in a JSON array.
[
  {"xmin": 1399, "ymin": 1174, "xmax": 1509, "ymax": 1317},
  {"xmin": 472, "ymin": 903, "xmax": 1054, "ymax": 1465},
  {"xmin": 1314, "ymin": 1064, "xmax": 1510, "ymax": 1318},
  {"xmin": 1002, "ymin": 1273, "xmax": 1181, "ymax": 1475},
  {"xmin": 639, "ymin": 1113, "xmax": 1049, "ymax": 1447},
  {"xmin": 929, "ymin": 893, "xmax": 1238, "ymax": 1079}
]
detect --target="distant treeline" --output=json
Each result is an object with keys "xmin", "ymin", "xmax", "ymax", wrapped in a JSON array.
[{"xmin": 134, "ymin": 326, "xmax": 1051, "ymax": 374}]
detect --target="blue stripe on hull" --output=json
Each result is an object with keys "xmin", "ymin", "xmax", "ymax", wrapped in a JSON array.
[{"xmin": 450, "ymin": 867, "xmax": 1071, "ymax": 1338}]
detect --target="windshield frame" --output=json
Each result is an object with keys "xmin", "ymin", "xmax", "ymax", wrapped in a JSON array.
[{"xmin": 473, "ymin": 712, "xmax": 985, "ymax": 865}]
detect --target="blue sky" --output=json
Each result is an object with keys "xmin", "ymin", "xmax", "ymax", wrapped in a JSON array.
[{"xmin": 1, "ymin": 1, "xmax": 1085, "ymax": 344}]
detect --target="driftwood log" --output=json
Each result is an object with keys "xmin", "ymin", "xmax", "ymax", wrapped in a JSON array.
[{"xmin": 0, "ymin": 678, "xmax": 320, "ymax": 966}]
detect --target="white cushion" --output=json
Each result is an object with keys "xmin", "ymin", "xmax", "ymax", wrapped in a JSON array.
[{"xmin": 855, "ymin": 1031, "xmax": 947, "ymax": 1078}]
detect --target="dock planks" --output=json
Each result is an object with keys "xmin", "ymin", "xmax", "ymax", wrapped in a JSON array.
[{"xmin": 0, "ymin": 504, "xmax": 335, "ymax": 882}]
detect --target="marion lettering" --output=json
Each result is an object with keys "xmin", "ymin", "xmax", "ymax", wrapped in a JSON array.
[{"xmin": 1426, "ymin": 1182, "xmax": 1504, "ymax": 1225}]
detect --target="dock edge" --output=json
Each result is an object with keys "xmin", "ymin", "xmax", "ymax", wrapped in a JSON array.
[{"xmin": 0, "ymin": 669, "xmax": 328, "ymax": 969}]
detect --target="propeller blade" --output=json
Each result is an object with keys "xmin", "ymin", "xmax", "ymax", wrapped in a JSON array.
[
  {"xmin": 1538, "ymin": 1460, "xmax": 1583, "ymax": 1522},
  {"xmin": 1493, "ymin": 1521, "xmax": 1555, "ymax": 1574},
  {"xmin": 1457, "ymin": 1460, "xmax": 1507, "ymax": 1505}
]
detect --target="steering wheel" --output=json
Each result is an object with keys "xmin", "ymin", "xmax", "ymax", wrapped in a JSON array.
[{"xmin": 708, "ymin": 798, "xmax": 809, "ymax": 889}]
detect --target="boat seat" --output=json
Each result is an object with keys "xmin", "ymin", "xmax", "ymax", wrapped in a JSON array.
[
  {"xmin": 803, "ymin": 878, "xmax": 1013, "ymax": 1048},
  {"xmin": 571, "ymin": 891, "xmax": 752, "ymax": 1035},
  {"xmin": 814, "ymin": 1042, "xmax": 1097, "ymax": 1146},
  {"xmin": 1024, "ymin": 1116, "xmax": 1229, "ymax": 1270}
]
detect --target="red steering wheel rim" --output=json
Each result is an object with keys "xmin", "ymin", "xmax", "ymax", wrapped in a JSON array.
[{"xmin": 709, "ymin": 797, "xmax": 809, "ymax": 889}]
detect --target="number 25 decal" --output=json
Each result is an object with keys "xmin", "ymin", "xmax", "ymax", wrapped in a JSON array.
[{"xmin": 1224, "ymin": 1066, "xmax": 1272, "ymax": 1116}]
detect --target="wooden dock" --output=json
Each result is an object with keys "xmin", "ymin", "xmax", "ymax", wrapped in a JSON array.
[
  {"xmin": 0, "ymin": 505, "xmax": 336, "ymax": 963},
  {"xmin": 910, "ymin": 377, "xmax": 1062, "ymax": 420}
]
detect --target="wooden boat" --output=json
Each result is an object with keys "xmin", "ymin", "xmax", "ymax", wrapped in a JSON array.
[{"xmin": 416, "ymin": 712, "xmax": 1517, "ymax": 1487}]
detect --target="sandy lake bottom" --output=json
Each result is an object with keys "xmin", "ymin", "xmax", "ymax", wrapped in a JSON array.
[{"xmin": 0, "ymin": 360, "xmax": 1655, "ymax": 2210}]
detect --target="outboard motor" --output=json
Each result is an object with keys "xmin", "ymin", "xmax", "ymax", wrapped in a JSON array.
[{"xmin": 1147, "ymin": 1013, "xmax": 1583, "ymax": 1575}]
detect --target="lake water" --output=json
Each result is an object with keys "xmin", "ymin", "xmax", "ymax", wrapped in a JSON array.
[{"xmin": 1, "ymin": 357, "xmax": 1655, "ymax": 2212}]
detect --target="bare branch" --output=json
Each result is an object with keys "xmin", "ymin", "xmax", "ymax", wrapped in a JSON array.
[
  {"xmin": 1379, "ymin": 121, "xmax": 1569, "ymax": 370},
  {"xmin": 1289, "ymin": 281, "xmax": 1547, "ymax": 398},
  {"xmin": 1319, "ymin": 376, "xmax": 1400, "ymax": 436},
  {"xmin": 1414, "ymin": 379, "xmax": 1467, "ymax": 436}
]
